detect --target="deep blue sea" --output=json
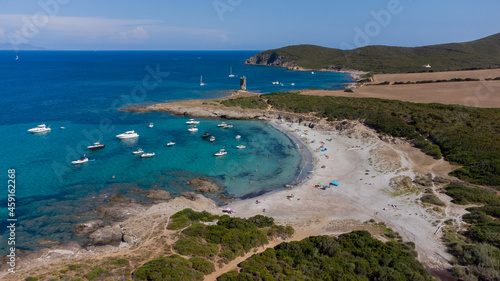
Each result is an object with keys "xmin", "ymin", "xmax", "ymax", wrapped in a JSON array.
[{"xmin": 0, "ymin": 51, "xmax": 352, "ymax": 254}]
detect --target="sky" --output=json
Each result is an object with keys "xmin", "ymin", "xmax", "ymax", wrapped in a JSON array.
[{"xmin": 0, "ymin": 0, "xmax": 499, "ymax": 50}]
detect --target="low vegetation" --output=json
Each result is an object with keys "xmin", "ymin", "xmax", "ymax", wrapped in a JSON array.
[
  {"xmin": 442, "ymin": 183, "xmax": 500, "ymax": 280},
  {"xmin": 224, "ymin": 92, "xmax": 500, "ymax": 187},
  {"xmin": 218, "ymin": 230, "xmax": 432, "ymax": 280}
]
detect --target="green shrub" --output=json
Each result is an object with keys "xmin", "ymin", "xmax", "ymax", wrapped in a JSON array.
[
  {"xmin": 83, "ymin": 267, "xmax": 108, "ymax": 280},
  {"xmin": 445, "ymin": 184, "xmax": 500, "ymax": 205},
  {"xmin": 68, "ymin": 264, "xmax": 81, "ymax": 271},
  {"xmin": 420, "ymin": 194, "xmax": 445, "ymax": 206},
  {"xmin": 167, "ymin": 208, "xmax": 213, "ymax": 230},
  {"xmin": 132, "ymin": 255, "xmax": 204, "ymax": 281},
  {"xmin": 173, "ymin": 237, "xmax": 218, "ymax": 257},
  {"xmin": 25, "ymin": 277, "xmax": 38, "ymax": 281},
  {"xmin": 110, "ymin": 258, "xmax": 128, "ymax": 265},
  {"xmin": 189, "ymin": 257, "xmax": 215, "ymax": 275}
]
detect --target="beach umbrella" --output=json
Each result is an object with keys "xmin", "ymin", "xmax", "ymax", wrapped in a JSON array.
[{"xmin": 318, "ymin": 182, "xmax": 323, "ymax": 185}]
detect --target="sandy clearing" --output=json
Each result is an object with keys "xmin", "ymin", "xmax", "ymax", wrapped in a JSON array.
[
  {"xmin": 300, "ymin": 80, "xmax": 500, "ymax": 108},
  {"xmin": 372, "ymin": 69, "xmax": 500, "ymax": 83}
]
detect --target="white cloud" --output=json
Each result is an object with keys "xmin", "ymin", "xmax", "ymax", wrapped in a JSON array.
[{"xmin": 0, "ymin": 14, "xmax": 229, "ymax": 48}]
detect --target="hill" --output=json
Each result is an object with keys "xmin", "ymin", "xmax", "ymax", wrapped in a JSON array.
[{"xmin": 246, "ymin": 33, "xmax": 500, "ymax": 73}]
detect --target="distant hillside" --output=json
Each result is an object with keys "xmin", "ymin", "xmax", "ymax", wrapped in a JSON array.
[{"xmin": 246, "ymin": 33, "xmax": 500, "ymax": 73}]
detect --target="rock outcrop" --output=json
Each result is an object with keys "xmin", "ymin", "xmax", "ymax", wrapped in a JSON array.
[
  {"xmin": 95, "ymin": 194, "xmax": 145, "ymax": 221},
  {"xmin": 72, "ymin": 220, "xmax": 104, "ymax": 236},
  {"xmin": 88, "ymin": 224, "xmax": 123, "ymax": 245},
  {"xmin": 245, "ymin": 53, "xmax": 294, "ymax": 68},
  {"xmin": 145, "ymin": 189, "xmax": 173, "ymax": 200},
  {"xmin": 188, "ymin": 177, "xmax": 224, "ymax": 193}
]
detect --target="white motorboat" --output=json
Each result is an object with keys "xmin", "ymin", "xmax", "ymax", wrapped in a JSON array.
[
  {"xmin": 71, "ymin": 155, "xmax": 88, "ymax": 165},
  {"xmin": 140, "ymin": 152, "xmax": 155, "ymax": 158},
  {"xmin": 88, "ymin": 142, "xmax": 105, "ymax": 150},
  {"xmin": 215, "ymin": 149, "xmax": 227, "ymax": 156},
  {"xmin": 228, "ymin": 66, "xmax": 235, "ymax": 78},
  {"xmin": 167, "ymin": 141, "xmax": 175, "ymax": 146},
  {"xmin": 236, "ymin": 145, "xmax": 246, "ymax": 149},
  {"xmin": 224, "ymin": 124, "xmax": 233, "ymax": 129},
  {"xmin": 209, "ymin": 136, "xmax": 215, "ymax": 142},
  {"xmin": 188, "ymin": 126, "xmax": 198, "ymax": 132},
  {"xmin": 149, "ymin": 122, "xmax": 153, "ymax": 128},
  {"xmin": 28, "ymin": 124, "xmax": 51, "ymax": 134},
  {"xmin": 217, "ymin": 122, "xmax": 227, "ymax": 127},
  {"xmin": 186, "ymin": 119, "xmax": 200, "ymax": 125},
  {"xmin": 311, "ymin": 71, "xmax": 315, "ymax": 74},
  {"xmin": 235, "ymin": 135, "xmax": 241, "ymax": 139},
  {"xmin": 132, "ymin": 148, "xmax": 144, "ymax": 155},
  {"xmin": 291, "ymin": 83, "xmax": 295, "ymax": 86},
  {"xmin": 200, "ymin": 75, "xmax": 205, "ymax": 86},
  {"xmin": 116, "ymin": 130, "xmax": 139, "ymax": 139},
  {"xmin": 272, "ymin": 81, "xmax": 279, "ymax": 85}
]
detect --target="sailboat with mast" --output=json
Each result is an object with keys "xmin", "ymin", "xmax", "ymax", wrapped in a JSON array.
[
  {"xmin": 200, "ymin": 75, "xmax": 205, "ymax": 86},
  {"xmin": 228, "ymin": 67, "xmax": 235, "ymax": 77}
]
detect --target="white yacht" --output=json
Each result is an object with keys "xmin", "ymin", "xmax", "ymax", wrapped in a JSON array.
[
  {"xmin": 186, "ymin": 119, "xmax": 200, "ymax": 125},
  {"xmin": 71, "ymin": 155, "xmax": 89, "ymax": 165},
  {"xmin": 167, "ymin": 141, "xmax": 175, "ymax": 146},
  {"xmin": 228, "ymin": 67, "xmax": 235, "ymax": 78},
  {"xmin": 217, "ymin": 122, "xmax": 227, "ymax": 127},
  {"xmin": 235, "ymin": 135, "xmax": 241, "ymax": 139},
  {"xmin": 215, "ymin": 149, "xmax": 227, "ymax": 156},
  {"xmin": 140, "ymin": 152, "xmax": 155, "ymax": 158},
  {"xmin": 200, "ymin": 75, "xmax": 205, "ymax": 86},
  {"xmin": 188, "ymin": 126, "xmax": 198, "ymax": 132},
  {"xmin": 132, "ymin": 148, "xmax": 144, "ymax": 155},
  {"xmin": 236, "ymin": 145, "xmax": 246, "ymax": 149},
  {"xmin": 224, "ymin": 124, "xmax": 233, "ymax": 129},
  {"xmin": 272, "ymin": 81, "xmax": 279, "ymax": 85},
  {"xmin": 28, "ymin": 124, "xmax": 51, "ymax": 134},
  {"xmin": 116, "ymin": 130, "xmax": 139, "ymax": 139},
  {"xmin": 149, "ymin": 122, "xmax": 154, "ymax": 128},
  {"xmin": 209, "ymin": 136, "xmax": 215, "ymax": 142}
]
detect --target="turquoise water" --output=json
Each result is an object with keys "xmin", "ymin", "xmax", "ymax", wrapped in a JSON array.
[{"xmin": 0, "ymin": 51, "xmax": 352, "ymax": 254}]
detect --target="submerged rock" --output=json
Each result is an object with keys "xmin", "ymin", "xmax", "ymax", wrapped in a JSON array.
[
  {"xmin": 180, "ymin": 192, "xmax": 198, "ymax": 201},
  {"xmin": 73, "ymin": 220, "xmax": 105, "ymax": 236},
  {"xmin": 188, "ymin": 177, "xmax": 224, "ymax": 193}
]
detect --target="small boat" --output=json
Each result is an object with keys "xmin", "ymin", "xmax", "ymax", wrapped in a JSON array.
[
  {"xmin": 200, "ymin": 75, "xmax": 205, "ymax": 86},
  {"xmin": 116, "ymin": 130, "xmax": 139, "ymax": 139},
  {"xmin": 87, "ymin": 142, "xmax": 105, "ymax": 150},
  {"xmin": 272, "ymin": 81, "xmax": 279, "ymax": 85},
  {"xmin": 224, "ymin": 124, "xmax": 233, "ymax": 129},
  {"xmin": 15, "ymin": 55, "xmax": 19, "ymax": 60},
  {"xmin": 188, "ymin": 126, "xmax": 198, "ymax": 132},
  {"xmin": 202, "ymin": 132, "xmax": 211, "ymax": 139},
  {"xmin": 235, "ymin": 135, "xmax": 241, "ymax": 139},
  {"xmin": 71, "ymin": 155, "xmax": 88, "ymax": 165},
  {"xmin": 217, "ymin": 122, "xmax": 227, "ymax": 127},
  {"xmin": 132, "ymin": 148, "xmax": 144, "ymax": 155},
  {"xmin": 61, "ymin": 127, "xmax": 66, "ymax": 129},
  {"xmin": 186, "ymin": 119, "xmax": 200, "ymax": 125},
  {"xmin": 215, "ymin": 149, "xmax": 227, "ymax": 156},
  {"xmin": 167, "ymin": 141, "xmax": 175, "ymax": 146},
  {"xmin": 291, "ymin": 83, "xmax": 295, "ymax": 86},
  {"xmin": 311, "ymin": 71, "xmax": 315, "ymax": 74},
  {"xmin": 228, "ymin": 66, "xmax": 235, "ymax": 78},
  {"xmin": 236, "ymin": 145, "xmax": 246, "ymax": 149},
  {"xmin": 209, "ymin": 136, "xmax": 215, "ymax": 142},
  {"xmin": 149, "ymin": 122, "xmax": 153, "ymax": 128},
  {"xmin": 28, "ymin": 124, "xmax": 51, "ymax": 134},
  {"xmin": 140, "ymin": 152, "xmax": 155, "ymax": 158}
]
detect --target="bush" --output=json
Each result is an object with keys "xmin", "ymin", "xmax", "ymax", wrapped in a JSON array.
[
  {"xmin": 167, "ymin": 208, "xmax": 213, "ymax": 230},
  {"xmin": 189, "ymin": 257, "xmax": 215, "ymax": 275},
  {"xmin": 83, "ymin": 267, "xmax": 108, "ymax": 280},
  {"xmin": 110, "ymin": 258, "xmax": 128, "ymax": 265},
  {"xmin": 25, "ymin": 278, "xmax": 38, "ymax": 281},
  {"xmin": 174, "ymin": 237, "xmax": 218, "ymax": 257},
  {"xmin": 445, "ymin": 184, "xmax": 500, "ymax": 205},
  {"xmin": 132, "ymin": 255, "xmax": 204, "ymax": 281},
  {"xmin": 420, "ymin": 194, "xmax": 445, "ymax": 206}
]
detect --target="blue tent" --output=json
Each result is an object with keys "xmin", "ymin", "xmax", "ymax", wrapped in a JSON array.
[{"xmin": 331, "ymin": 180, "xmax": 339, "ymax": 186}]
